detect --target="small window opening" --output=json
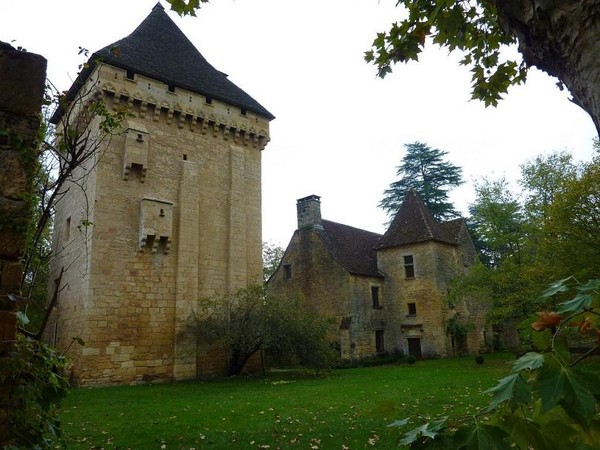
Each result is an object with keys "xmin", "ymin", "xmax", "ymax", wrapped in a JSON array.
[
  {"xmin": 241, "ymin": 108, "xmax": 247, "ymax": 116},
  {"xmin": 205, "ymin": 96, "xmax": 213, "ymax": 105},
  {"xmin": 375, "ymin": 330, "xmax": 385, "ymax": 353},
  {"xmin": 65, "ymin": 217, "xmax": 71, "ymax": 242},
  {"xmin": 147, "ymin": 83, "xmax": 151, "ymax": 90},
  {"xmin": 183, "ymin": 154, "xmax": 188, "ymax": 161},
  {"xmin": 189, "ymin": 96, "xmax": 193, "ymax": 103},
  {"xmin": 114, "ymin": 73, "xmax": 118, "ymax": 80},
  {"xmin": 126, "ymin": 70, "xmax": 135, "ymax": 80},
  {"xmin": 283, "ymin": 264, "xmax": 292, "ymax": 280},
  {"xmin": 159, "ymin": 208, "xmax": 165, "ymax": 217},
  {"xmin": 404, "ymin": 255, "xmax": 415, "ymax": 278},
  {"xmin": 371, "ymin": 286, "xmax": 381, "ymax": 309},
  {"xmin": 136, "ymin": 133, "xmax": 144, "ymax": 142},
  {"xmin": 407, "ymin": 302, "xmax": 417, "ymax": 317},
  {"xmin": 168, "ymin": 84, "xmax": 175, "ymax": 93}
]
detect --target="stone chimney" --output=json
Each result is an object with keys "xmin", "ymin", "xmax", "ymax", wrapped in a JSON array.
[{"xmin": 297, "ymin": 195, "xmax": 322, "ymax": 229}]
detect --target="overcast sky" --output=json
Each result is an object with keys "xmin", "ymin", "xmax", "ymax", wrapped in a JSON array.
[{"xmin": 2, "ymin": 0, "xmax": 597, "ymax": 247}]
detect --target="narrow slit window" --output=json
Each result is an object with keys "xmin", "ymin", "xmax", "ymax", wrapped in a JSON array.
[
  {"xmin": 375, "ymin": 330, "xmax": 385, "ymax": 353},
  {"xmin": 283, "ymin": 264, "xmax": 292, "ymax": 280},
  {"xmin": 404, "ymin": 255, "xmax": 415, "ymax": 278},
  {"xmin": 371, "ymin": 286, "xmax": 381, "ymax": 309},
  {"xmin": 407, "ymin": 302, "xmax": 417, "ymax": 316}
]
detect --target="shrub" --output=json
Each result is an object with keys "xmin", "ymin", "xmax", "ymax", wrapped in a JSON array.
[
  {"xmin": 475, "ymin": 355, "xmax": 485, "ymax": 365},
  {"xmin": 406, "ymin": 355, "xmax": 417, "ymax": 365},
  {"xmin": 0, "ymin": 335, "xmax": 69, "ymax": 448}
]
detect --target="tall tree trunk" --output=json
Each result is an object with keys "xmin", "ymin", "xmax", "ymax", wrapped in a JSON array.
[{"xmin": 496, "ymin": 0, "xmax": 600, "ymax": 135}]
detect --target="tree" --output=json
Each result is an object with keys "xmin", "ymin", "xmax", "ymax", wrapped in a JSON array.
[
  {"xmin": 184, "ymin": 286, "xmax": 336, "ymax": 376},
  {"xmin": 468, "ymin": 177, "xmax": 524, "ymax": 267},
  {"xmin": 262, "ymin": 241, "xmax": 285, "ymax": 284},
  {"xmin": 380, "ymin": 141, "xmax": 463, "ymax": 220},
  {"xmin": 519, "ymin": 151, "xmax": 581, "ymax": 222},
  {"xmin": 364, "ymin": 1, "xmax": 600, "ymax": 135}
]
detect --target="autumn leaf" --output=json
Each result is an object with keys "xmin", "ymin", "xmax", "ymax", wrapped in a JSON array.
[{"xmin": 531, "ymin": 311, "xmax": 561, "ymax": 331}]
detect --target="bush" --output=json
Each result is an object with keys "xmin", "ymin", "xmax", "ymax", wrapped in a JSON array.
[
  {"xmin": 406, "ymin": 355, "xmax": 417, "ymax": 365},
  {"xmin": 475, "ymin": 355, "xmax": 485, "ymax": 365},
  {"xmin": 0, "ymin": 335, "xmax": 69, "ymax": 448}
]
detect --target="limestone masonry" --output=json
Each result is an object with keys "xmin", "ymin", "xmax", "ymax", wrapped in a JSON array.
[
  {"xmin": 47, "ymin": 4, "xmax": 273, "ymax": 386},
  {"xmin": 268, "ymin": 193, "xmax": 489, "ymax": 360}
]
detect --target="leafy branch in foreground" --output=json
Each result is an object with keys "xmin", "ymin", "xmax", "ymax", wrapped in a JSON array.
[{"xmin": 389, "ymin": 277, "xmax": 600, "ymax": 449}]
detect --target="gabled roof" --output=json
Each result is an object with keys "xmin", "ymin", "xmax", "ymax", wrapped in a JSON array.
[
  {"xmin": 317, "ymin": 220, "xmax": 383, "ymax": 278},
  {"xmin": 376, "ymin": 190, "xmax": 455, "ymax": 249},
  {"xmin": 52, "ymin": 3, "xmax": 274, "ymax": 123}
]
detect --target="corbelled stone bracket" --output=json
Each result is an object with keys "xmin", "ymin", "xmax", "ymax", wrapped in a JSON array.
[
  {"xmin": 123, "ymin": 121, "xmax": 149, "ymax": 182},
  {"xmin": 139, "ymin": 198, "xmax": 173, "ymax": 254}
]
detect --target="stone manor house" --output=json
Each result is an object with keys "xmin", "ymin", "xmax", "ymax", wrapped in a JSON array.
[
  {"xmin": 267, "ymin": 193, "xmax": 489, "ymax": 360},
  {"xmin": 48, "ymin": 4, "xmax": 273, "ymax": 386}
]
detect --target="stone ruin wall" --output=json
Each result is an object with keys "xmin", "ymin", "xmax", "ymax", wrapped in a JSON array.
[{"xmin": 0, "ymin": 41, "xmax": 47, "ymax": 443}]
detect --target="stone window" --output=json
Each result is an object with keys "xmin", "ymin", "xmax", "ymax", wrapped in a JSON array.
[
  {"xmin": 371, "ymin": 286, "xmax": 381, "ymax": 309},
  {"xmin": 407, "ymin": 302, "xmax": 417, "ymax": 317},
  {"xmin": 375, "ymin": 330, "xmax": 385, "ymax": 353},
  {"xmin": 283, "ymin": 264, "xmax": 292, "ymax": 280},
  {"xmin": 404, "ymin": 255, "xmax": 415, "ymax": 278}
]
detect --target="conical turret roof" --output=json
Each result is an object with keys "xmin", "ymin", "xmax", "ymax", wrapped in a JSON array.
[
  {"xmin": 376, "ymin": 190, "xmax": 455, "ymax": 249},
  {"xmin": 52, "ymin": 3, "xmax": 274, "ymax": 122}
]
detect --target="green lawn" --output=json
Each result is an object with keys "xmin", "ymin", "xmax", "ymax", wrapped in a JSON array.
[{"xmin": 59, "ymin": 354, "xmax": 513, "ymax": 449}]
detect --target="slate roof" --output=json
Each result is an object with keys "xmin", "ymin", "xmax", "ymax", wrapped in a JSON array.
[
  {"xmin": 52, "ymin": 3, "xmax": 274, "ymax": 123},
  {"xmin": 440, "ymin": 218, "xmax": 465, "ymax": 244},
  {"xmin": 317, "ymin": 220, "xmax": 383, "ymax": 278},
  {"xmin": 376, "ymin": 190, "xmax": 455, "ymax": 249}
]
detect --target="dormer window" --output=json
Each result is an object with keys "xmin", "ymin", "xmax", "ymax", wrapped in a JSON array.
[
  {"xmin": 205, "ymin": 96, "xmax": 213, "ymax": 105},
  {"xmin": 168, "ymin": 84, "xmax": 175, "ymax": 93},
  {"xmin": 241, "ymin": 108, "xmax": 247, "ymax": 116},
  {"xmin": 126, "ymin": 70, "xmax": 135, "ymax": 80}
]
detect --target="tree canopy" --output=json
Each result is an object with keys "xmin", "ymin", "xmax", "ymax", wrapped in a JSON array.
[
  {"xmin": 364, "ymin": 0, "xmax": 600, "ymax": 134},
  {"xmin": 380, "ymin": 141, "xmax": 463, "ymax": 221}
]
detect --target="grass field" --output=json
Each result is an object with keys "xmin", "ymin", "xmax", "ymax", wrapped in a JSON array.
[{"xmin": 59, "ymin": 353, "xmax": 513, "ymax": 449}]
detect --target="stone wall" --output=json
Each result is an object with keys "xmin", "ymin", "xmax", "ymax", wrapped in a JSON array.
[
  {"xmin": 0, "ymin": 41, "xmax": 47, "ymax": 444},
  {"xmin": 48, "ymin": 64, "xmax": 269, "ymax": 385},
  {"xmin": 268, "ymin": 226, "xmax": 387, "ymax": 360}
]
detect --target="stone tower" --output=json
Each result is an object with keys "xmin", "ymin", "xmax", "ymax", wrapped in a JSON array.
[{"xmin": 48, "ymin": 3, "xmax": 273, "ymax": 386}]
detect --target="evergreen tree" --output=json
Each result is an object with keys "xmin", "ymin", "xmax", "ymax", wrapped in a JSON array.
[{"xmin": 380, "ymin": 141, "xmax": 463, "ymax": 220}]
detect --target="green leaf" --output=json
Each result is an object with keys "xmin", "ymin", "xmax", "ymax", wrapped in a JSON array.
[
  {"xmin": 538, "ymin": 356, "xmax": 596, "ymax": 423},
  {"xmin": 399, "ymin": 418, "xmax": 446, "ymax": 445},
  {"xmin": 486, "ymin": 373, "xmax": 531, "ymax": 411},
  {"xmin": 16, "ymin": 311, "xmax": 30, "ymax": 326},
  {"xmin": 541, "ymin": 277, "xmax": 572, "ymax": 297},
  {"xmin": 512, "ymin": 352, "xmax": 544, "ymax": 372},
  {"xmin": 453, "ymin": 422, "xmax": 510, "ymax": 450},
  {"xmin": 558, "ymin": 293, "xmax": 593, "ymax": 314},
  {"xmin": 387, "ymin": 418, "xmax": 410, "ymax": 428}
]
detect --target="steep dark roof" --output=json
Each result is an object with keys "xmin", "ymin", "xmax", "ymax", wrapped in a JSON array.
[
  {"xmin": 377, "ymin": 190, "xmax": 455, "ymax": 249},
  {"xmin": 52, "ymin": 3, "xmax": 274, "ymax": 123},
  {"xmin": 318, "ymin": 220, "xmax": 383, "ymax": 278},
  {"xmin": 440, "ymin": 218, "xmax": 465, "ymax": 244}
]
